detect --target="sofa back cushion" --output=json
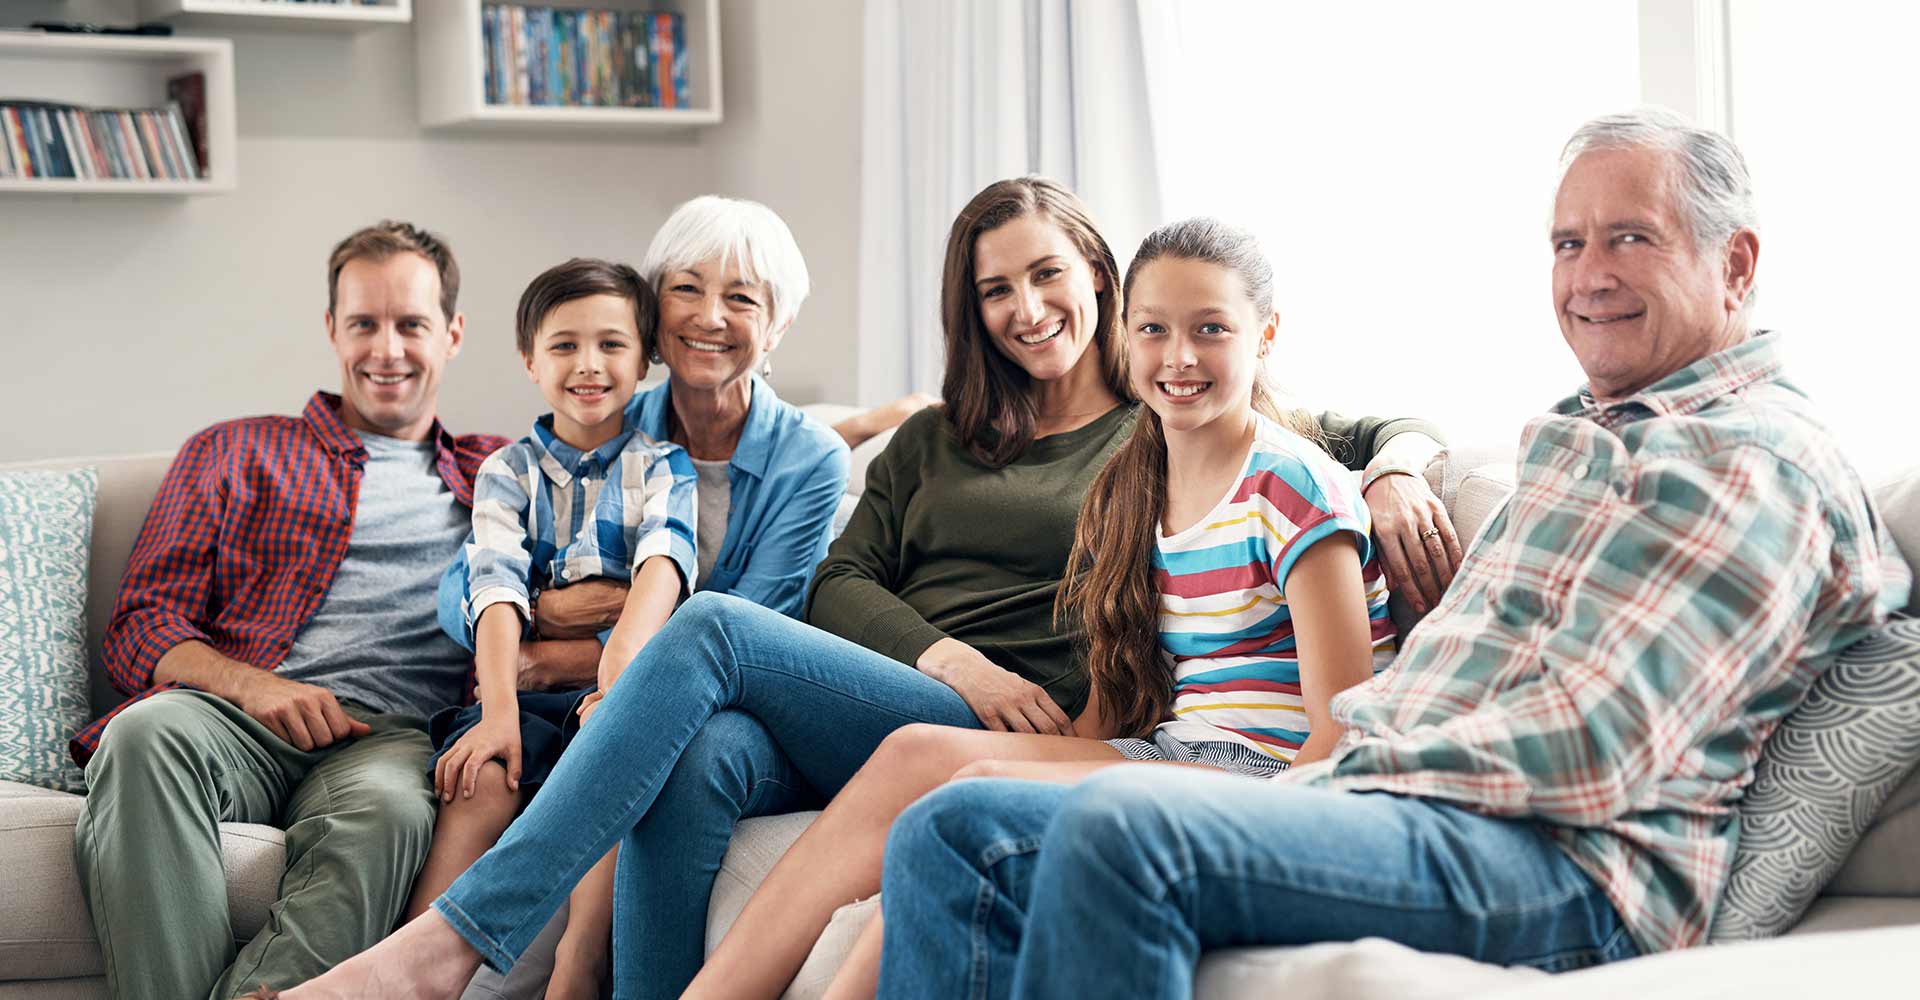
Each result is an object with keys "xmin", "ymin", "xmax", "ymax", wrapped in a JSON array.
[
  {"xmin": 1710, "ymin": 617, "xmax": 1920, "ymax": 940},
  {"xmin": 1872, "ymin": 468, "xmax": 1920, "ymax": 617},
  {"xmin": 0, "ymin": 467, "xmax": 97, "ymax": 792}
]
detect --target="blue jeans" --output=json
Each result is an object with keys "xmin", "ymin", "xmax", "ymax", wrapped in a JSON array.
[
  {"xmin": 431, "ymin": 592, "xmax": 982, "ymax": 999},
  {"xmin": 878, "ymin": 768, "xmax": 1638, "ymax": 1000}
]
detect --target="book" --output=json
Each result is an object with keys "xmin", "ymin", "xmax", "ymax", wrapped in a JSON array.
[
  {"xmin": 167, "ymin": 72, "xmax": 208, "ymax": 178},
  {"xmin": 480, "ymin": 4, "xmax": 690, "ymax": 110}
]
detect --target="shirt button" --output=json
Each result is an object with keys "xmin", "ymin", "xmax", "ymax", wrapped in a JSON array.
[{"xmin": 1572, "ymin": 462, "xmax": 1591, "ymax": 479}]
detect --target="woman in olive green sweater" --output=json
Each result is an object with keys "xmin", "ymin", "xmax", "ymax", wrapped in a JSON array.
[
  {"xmin": 274, "ymin": 178, "xmax": 1456, "ymax": 1000},
  {"xmin": 684, "ymin": 179, "xmax": 1454, "ymax": 1000}
]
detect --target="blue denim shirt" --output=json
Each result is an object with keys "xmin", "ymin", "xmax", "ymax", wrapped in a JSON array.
[
  {"xmin": 625, "ymin": 374, "xmax": 849, "ymax": 617},
  {"xmin": 438, "ymin": 374, "xmax": 849, "ymax": 649}
]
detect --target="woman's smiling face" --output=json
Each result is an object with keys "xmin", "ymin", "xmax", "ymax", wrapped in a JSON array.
[
  {"xmin": 970, "ymin": 213, "xmax": 1108, "ymax": 385},
  {"xmin": 655, "ymin": 256, "xmax": 780, "ymax": 391}
]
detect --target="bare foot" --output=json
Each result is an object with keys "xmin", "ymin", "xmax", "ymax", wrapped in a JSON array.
[{"xmin": 275, "ymin": 910, "xmax": 485, "ymax": 999}]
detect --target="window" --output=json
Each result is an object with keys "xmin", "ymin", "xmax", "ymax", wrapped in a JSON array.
[
  {"xmin": 1154, "ymin": 4, "xmax": 1641, "ymax": 447},
  {"xmin": 1727, "ymin": 1, "xmax": 1919, "ymax": 482}
]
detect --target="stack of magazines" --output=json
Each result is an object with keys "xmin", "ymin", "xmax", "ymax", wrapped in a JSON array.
[{"xmin": 483, "ymin": 5, "xmax": 690, "ymax": 108}]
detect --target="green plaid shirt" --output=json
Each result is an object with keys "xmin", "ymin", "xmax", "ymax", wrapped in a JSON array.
[{"xmin": 1288, "ymin": 333, "xmax": 1911, "ymax": 953}]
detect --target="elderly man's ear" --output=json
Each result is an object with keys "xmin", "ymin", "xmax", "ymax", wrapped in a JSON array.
[{"xmin": 1723, "ymin": 228, "xmax": 1761, "ymax": 313}]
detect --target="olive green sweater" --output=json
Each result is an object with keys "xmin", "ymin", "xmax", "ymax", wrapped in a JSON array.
[{"xmin": 804, "ymin": 404, "xmax": 1443, "ymax": 718}]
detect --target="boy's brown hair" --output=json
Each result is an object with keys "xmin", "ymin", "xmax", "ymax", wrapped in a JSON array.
[
  {"xmin": 327, "ymin": 221, "xmax": 460, "ymax": 322},
  {"xmin": 515, "ymin": 258, "xmax": 656, "ymax": 356}
]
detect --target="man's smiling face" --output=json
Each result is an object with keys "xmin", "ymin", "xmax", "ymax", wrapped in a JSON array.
[
  {"xmin": 1550, "ymin": 145, "xmax": 1747, "ymax": 404},
  {"xmin": 326, "ymin": 252, "xmax": 463, "ymax": 441}
]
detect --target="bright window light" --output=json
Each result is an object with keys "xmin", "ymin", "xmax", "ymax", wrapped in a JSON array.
[
  {"xmin": 1153, "ymin": 3, "xmax": 1639, "ymax": 449},
  {"xmin": 1729, "ymin": 1, "xmax": 1920, "ymax": 482}
]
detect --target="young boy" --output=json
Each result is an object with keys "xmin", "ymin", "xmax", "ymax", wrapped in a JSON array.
[{"xmin": 407, "ymin": 258, "xmax": 696, "ymax": 999}]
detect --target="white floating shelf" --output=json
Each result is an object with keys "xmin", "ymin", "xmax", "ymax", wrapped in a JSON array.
[
  {"xmin": 0, "ymin": 31, "xmax": 237, "ymax": 194},
  {"xmin": 143, "ymin": 0, "xmax": 412, "ymax": 33},
  {"xmin": 415, "ymin": 0, "xmax": 722, "ymax": 131}
]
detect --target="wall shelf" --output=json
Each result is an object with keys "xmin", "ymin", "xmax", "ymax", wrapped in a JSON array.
[
  {"xmin": 0, "ymin": 31, "xmax": 237, "ymax": 194},
  {"xmin": 142, "ymin": 0, "xmax": 412, "ymax": 33},
  {"xmin": 414, "ymin": 0, "xmax": 722, "ymax": 131}
]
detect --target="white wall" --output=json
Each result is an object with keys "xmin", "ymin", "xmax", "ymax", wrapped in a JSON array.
[{"xmin": 0, "ymin": 0, "xmax": 864, "ymax": 463}]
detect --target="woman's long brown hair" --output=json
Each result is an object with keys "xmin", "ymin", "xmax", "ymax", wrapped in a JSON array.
[
  {"xmin": 1057, "ymin": 218, "xmax": 1326, "ymax": 738},
  {"xmin": 939, "ymin": 177, "xmax": 1133, "ymax": 468}
]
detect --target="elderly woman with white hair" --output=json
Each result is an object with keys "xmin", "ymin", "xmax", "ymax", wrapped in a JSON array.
[{"xmin": 281, "ymin": 194, "xmax": 973, "ymax": 1000}]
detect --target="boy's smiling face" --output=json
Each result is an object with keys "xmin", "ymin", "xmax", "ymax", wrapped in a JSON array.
[{"xmin": 523, "ymin": 293, "xmax": 647, "ymax": 451}]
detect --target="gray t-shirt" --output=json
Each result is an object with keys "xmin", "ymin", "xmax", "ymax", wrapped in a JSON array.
[
  {"xmin": 275, "ymin": 432, "xmax": 472, "ymax": 718},
  {"xmin": 691, "ymin": 456, "xmax": 733, "ymax": 588}
]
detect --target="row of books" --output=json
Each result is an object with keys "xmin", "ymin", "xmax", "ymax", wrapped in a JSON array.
[
  {"xmin": 482, "ymin": 5, "xmax": 690, "ymax": 109},
  {"xmin": 0, "ymin": 101, "xmax": 203, "ymax": 182}
]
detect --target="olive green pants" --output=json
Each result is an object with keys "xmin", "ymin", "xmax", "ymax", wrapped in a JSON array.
[{"xmin": 74, "ymin": 690, "xmax": 437, "ymax": 999}]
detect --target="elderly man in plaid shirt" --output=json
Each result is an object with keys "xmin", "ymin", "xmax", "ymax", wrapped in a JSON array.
[{"xmin": 869, "ymin": 110, "xmax": 1914, "ymax": 999}]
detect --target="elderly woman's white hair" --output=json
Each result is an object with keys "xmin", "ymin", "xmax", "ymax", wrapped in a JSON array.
[{"xmin": 640, "ymin": 195, "xmax": 813, "ymax": 335}]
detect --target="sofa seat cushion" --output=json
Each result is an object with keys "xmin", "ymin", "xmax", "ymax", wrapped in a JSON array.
[
  {"xmin": 1479, "ymin": 922, "xmax": 1920, "ymax": 999},
  {"xmin": 0, "ymin": 780, "xmax": 286, "ymax": 983},
  {"xmin": 1194, "ymin": 939, "xmax": 1541, "ymax": 1000}
]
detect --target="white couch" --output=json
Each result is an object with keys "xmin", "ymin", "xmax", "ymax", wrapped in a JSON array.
[{"xmin": 3, "ymin": 411, "xmax": 1917, "ymax": 999}]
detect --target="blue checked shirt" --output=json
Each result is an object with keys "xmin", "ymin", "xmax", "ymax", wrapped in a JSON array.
[
  {"xmin": 463, "ymin": 415, "xmax": 697, "ymax": 630},
  {"xmin": 1287, "ymin": 333, "xmax": 1911, "ymax": 954}
]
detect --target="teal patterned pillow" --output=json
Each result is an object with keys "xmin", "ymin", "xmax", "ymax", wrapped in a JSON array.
[
  {"xmin": 1710, "ymin": 617, "xmax": 1920, "ymax": 941},
  {"xmin": 0, "ymin": 468, "xmax": 96, "ymax": 794}
]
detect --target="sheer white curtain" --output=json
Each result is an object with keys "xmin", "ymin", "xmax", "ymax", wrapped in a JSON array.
[{"xmin": 857, "ymin": 0, "xmax": 1168, "ymax": 403}]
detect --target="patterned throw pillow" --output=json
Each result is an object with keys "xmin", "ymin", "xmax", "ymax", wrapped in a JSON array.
[
  {"xmin": 1711, "ymin": 616, "xmax": 1920, "ymax": 941},
  {"xmin": 0, "ymin": 468, "xmax": 96, "ymax": 794}
]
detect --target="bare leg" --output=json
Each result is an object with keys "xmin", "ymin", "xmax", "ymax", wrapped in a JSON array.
[
  {"xmin": 546, "ymin": 848, "xmax": 619, "ymax": 1000},
  {"xmin": 683, "ymin": 724, "xmax": 1121, "ymax": 1000},
  {"xmin": 404, "ymin": 762, "xmax": 524, "ymax": 922},
  {"xmin": 819, "ymin": 909, "xmax": 883, "ymax": 1000},
  {"xmin": 269, "ymin": 908, "xmax": 483, "ymax": 1000}
]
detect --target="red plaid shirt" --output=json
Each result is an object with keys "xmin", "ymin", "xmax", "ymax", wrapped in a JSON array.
[{"xmin": 70, "ymin": 392, "xmax": 508, "ymax": 765}]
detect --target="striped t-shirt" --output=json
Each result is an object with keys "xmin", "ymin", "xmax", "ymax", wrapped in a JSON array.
[{"xmin": 1154, "ymin": 414, "xmax": 1396, "ymax": 762}]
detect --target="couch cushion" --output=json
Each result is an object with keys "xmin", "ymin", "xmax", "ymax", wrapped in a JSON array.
[
  {"xmin": 0, "ymin": 468, "xmax": 97, "ymax": 794},
  {"xmin": 0, "ymin": 779, "xmax": 286, "ymax": 983},
  {"xmin": 1194, "ymin": 938, "xmax": 1540, "ymax": 1000},
  {"xmin": 1825, "ymin": 754, "xmax": 1920, "ymax": 898},
  {"xmin": 0, "ymin": 452, "xmax": 177, "ymax": 720},
  {"xmin": 0, "ymin": 784, "xmax": 95, "ymax": 980},
  {"xmin": 1712, "ymin": 617, "xmax": 1920, "ymax": 941},
  {"xmin": 1873, "ymin": 467, "xmax": 1920, "ymax": 616},
  {"xmin": 1787, "ymin": 894, "xmax": 1920, "ymax": 935},
  {"xmin": 1480, "ymin": 923, "xmax": 1920, "ymax": 1000}
]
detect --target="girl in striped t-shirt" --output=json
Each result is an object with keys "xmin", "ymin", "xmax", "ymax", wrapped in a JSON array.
[
  {"xmin": 670, "ymin": 217, "xmax": 1397, "ymax": 1000},
  {"xmin": 1065, "ymin": 216, "xmax": 1395, "ymax": 772}
]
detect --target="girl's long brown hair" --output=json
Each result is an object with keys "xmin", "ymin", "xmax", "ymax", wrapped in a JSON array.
[
  {"xmin": 1057, "ymin": 219, "xmax": 1326, "ymax": 738},
  {"xmin": 940, "ymin": 178, "xmax": 1133, "ymax": 467}
]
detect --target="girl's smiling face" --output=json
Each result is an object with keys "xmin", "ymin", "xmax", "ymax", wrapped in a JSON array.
[{"xmin": 1125, "ymin": 256, "xmax": 1275, "ymax": 437}]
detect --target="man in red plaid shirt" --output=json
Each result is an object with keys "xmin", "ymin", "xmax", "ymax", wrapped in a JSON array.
[{"xmin": 70, "ymin": 221, "xmax": 511, "ymax": 1000}]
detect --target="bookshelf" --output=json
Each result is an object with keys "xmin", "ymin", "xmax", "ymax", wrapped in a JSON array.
[
  {"xmin": 142, "ymin": 0, "xmax": 412, "ymax": 33},
  {"xmin": 0, "ymin": 31, "xmax": 236, "ymax": 194},
  {"xmin": 415, "ymin": 0, "xmax": 722, "ymax": 130}
]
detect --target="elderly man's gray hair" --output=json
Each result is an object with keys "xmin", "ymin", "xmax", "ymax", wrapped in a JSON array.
[
  {"xmin": 641, "ymin": 195, "xmax": 813, "ymax": 335},
  {"xmin": 1561, "ymin": 108, "xmax": 1759, "ymax": 258}
]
